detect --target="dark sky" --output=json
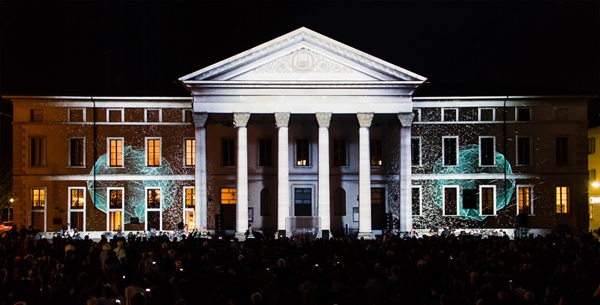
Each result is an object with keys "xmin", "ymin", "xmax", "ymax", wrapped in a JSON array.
[{"xmin": 1, "ymin": 0, "xmax": 599, "ymax": 98}]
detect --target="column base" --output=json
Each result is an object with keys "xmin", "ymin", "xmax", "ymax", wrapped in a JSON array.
[{"xmin": 357, "ymin": 232, "xmax": 376, "ymax": 240}]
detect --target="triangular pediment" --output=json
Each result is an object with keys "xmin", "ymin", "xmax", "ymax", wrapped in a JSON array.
[{"xmin": 179, "ymin": 27, "xmax": 426, "ymax": 83}]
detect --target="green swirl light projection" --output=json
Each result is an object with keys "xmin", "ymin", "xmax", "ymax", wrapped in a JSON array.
[
  {"xmin": 431, "ymin": 145, "xmax": 515, "ymax": 221},
  {"xmin": 87, "ymin": 146, "xmax": 176, "ymax": 223}
]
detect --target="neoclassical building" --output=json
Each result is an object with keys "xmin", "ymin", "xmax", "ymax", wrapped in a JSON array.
[{"xmin": 4, "ymin": 28, "xmax": 591, "ymax": 239}]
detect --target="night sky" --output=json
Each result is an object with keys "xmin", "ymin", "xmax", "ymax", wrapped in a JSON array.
[{"xmin": 1, "ymin": 1, "xmax": 598, "ymax": 98}]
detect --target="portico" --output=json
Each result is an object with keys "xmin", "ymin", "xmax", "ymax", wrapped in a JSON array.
[{"xmin": 180, "ymin": 27, "xmax": 426, "ymax": 239}]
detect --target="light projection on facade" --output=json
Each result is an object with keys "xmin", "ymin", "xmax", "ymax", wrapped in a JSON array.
[
  {"xmin": 430, "ymin": 144, "xmax": 515, "ymax": 221},
  {"xmin": 86, "ymin": 146, "xmax": 176, "ymax": 224}
]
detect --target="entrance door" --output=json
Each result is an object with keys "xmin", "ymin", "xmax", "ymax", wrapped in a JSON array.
[
  {"xmin": 371, "ymin": 188, "xmax": 386, "ymax": 230},
  {"xmin": 221, "ymin": 188, "xmax": 237, "ymax": 231}
]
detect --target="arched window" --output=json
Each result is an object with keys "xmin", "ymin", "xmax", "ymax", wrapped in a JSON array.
[
  {"xmin": 333, "ymin": 188, "xmax": 346, "ymax": 216},
  {"xmin": 260, "ymin": 188, "xmax": 270, "ymax": 216}
]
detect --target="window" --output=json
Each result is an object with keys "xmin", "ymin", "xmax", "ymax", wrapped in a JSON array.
[
  {"xmin": 107, "ymin": 109, "xmax": 123, "ymax": 122},
  {"xmin": 296, "ymin": 139, "xmax": 310, "ymax": 166},
  {"xmin": 516, "ymin": 136, "xmax": 531, "ymax": 165},
  {"xmin": 30, "ymin": 137, "xmax": 46, "ymax": 166},
  {"xmin": 260, "ymin": 188, "xmax": 270, "ymax": 216},
  {"xmin": 109, "ymin": 188, "xmax": 123, "ymax": 209},
  {"xmin": 221, "ymin": 188, "xmax": 237, "ymax": 204},
  {"xmin": 183, "ymin": 110, "xmax": 193, "ymax": 123},
  {"xmin": 443, "ymin": 108, "xmax": 458, "ymax": 122},
  {"xmin": 69, "ymin": 187, "xmax": 85, "ymax": 231},
  {"xmin": 333, "ymin": 188, "xmax": 346, "ymax": 216},
  {"xmin": 443, "ymin": 186, "xmax": 458, "ymax": 216},
  {"xmin": 31, "ymin": 188, "xmax": 46, "ymax": 231},
  {"xmin": 480, "ymin": 186, "xmax": 495, "ymax": 216},
  {"xmin": 462, "ymin": 189, "xmax": 478, "ymax": 209},
  {"xmin": 146, "ymin": 109, "xmax": 161, "ymax": 122},
  {"xmin": 31, "ymin": 109, "xmax": 45, "ymax": 122},
  {"xmin": 589, "ymin": 138, "xmax": 596, "ymax": 154},
  {"xmin": 259, "ymin": 139, "xmax": 273, "ymax": 166},
  {"xmin": 69, "ymin": 138, "xmax": 85, "ymax": 167},
  {"xmin": 370, "ymin": 138, "xmax": 383, "ymax": 166},
  {"xmin": 412, "ymin": 186, "xmax": 422, "ymax": 216},
  {"xmin": 222, "ymin": 139, "xmax": 235, "ymax": 166},
  {"xmin": 108, "ymin": 138, "xmax": 123, "ymax": 167},
  {"xmin": 333, "ymin": 139, "xmax": 347, "ymax": 167},
  {"xmin": 413, "ymin": 109, "xmax": 421, "ymax": 122},
  {"xmin": 146, "ymin": 188, "xmax": 161, "ymax": 231},
  {"xmin": 517, "ymin": 186, "xmax": 533, "ymax": 215},
  {"xmin": 442, "ymin": 136, "xmax": 458, "ymax": 166},
  {"xmin": 411, "ymin": 137, "xmax": 421, "ymax": 166},
  {"xmin": 555, "ymin": 108, "xmax": 568, "ymax": 120},
  {"xmin": 69, "ymin": 108, "xmax": 84, "ymax": 122},
  {"xmin": 480, "ymin": 136, "xmax": 495, "ymax": 166},
  {"xmin": 555, "ymin": 186, "xmax": 569, "ymax": 214},
  {"xmin": 294, "ymin": 188, "xmax": 312, "ymax": 216},
  {"xmin": 184, "ymin": 187, "xmax": 195, "ymax": 231},
  {"xmin": 517, "ymin": 108, "xmax": 531, "ymax": 121},
  {"xmin": 479, "ymin": 108, "xmax": 495, "ymax": 121},
  {"xmin": 184, "ymin": 139, "xmax": 195, "ymax": 166},
  {"xmin": 147, "ymin": 138, "xmax": 161, "ymax": 167},
  {"xmin": 556, "ymin": 137, "xmax": 568, "ymax": 165}
]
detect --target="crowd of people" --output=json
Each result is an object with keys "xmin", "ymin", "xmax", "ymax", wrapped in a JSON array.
[{"xmin": 1, "ymin": 225, "xmax": 599, "ymax": 305}]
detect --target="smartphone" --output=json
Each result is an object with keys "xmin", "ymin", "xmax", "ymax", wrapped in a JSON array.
[
  {"xmin": 146, "ymin": 288, "xmax": 151, "ymax": 292},
  {"xmin": 116, "ymin": 300, "xmax": 121, "ymax": 304}
]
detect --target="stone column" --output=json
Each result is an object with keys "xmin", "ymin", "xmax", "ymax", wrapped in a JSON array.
[
  {"xmin": 357, "ymin": 113, "xmax": 375, "ymax": 240},
  {"xmin": 398, "ymin": 113, "xmax": 415, "ymax": 233},
  {"xmin": 316, "ymin": 113, "xmax": 332, "ymax": 238},
  {"xmin": 234, "ymin": 113, "xmax": 250, "ymax": 240},
  {"xmin": 275, "ymin": 112, "xmax": 290, "ymax": 237},
  {"xmin": 192, "ymin": 112, "xmax": 208, "ymax": 231}
]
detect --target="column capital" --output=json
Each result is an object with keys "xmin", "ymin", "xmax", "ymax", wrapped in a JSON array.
[
  {"xmin": 397, "ymin": 112, "xmax": 415, "ymax": 127},
  {"xmin": 233, "ymin": 113, "xmax": 251, "ymax": 128},
  {"xmin": 316, "ymin": 112, "xmax": 332, "ymax": 128},
  {"xmin": 275, "ymin": 112, "xmax": 290, "ymax": 128},
  {"xmin": 356, "ymin": 113, "xmax": 374, "ymax": 127},
  {"xmin": 192, "ymin": 112, "xmax": 208, "ymax": 128}
]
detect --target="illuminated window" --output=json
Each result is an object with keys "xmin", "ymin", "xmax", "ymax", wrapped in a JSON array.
[
  {"xmin": 184, "ymin": 187, "xmax": 195, "ymax": 231},
  {"xmin": 555, "ymin": 186, "xmax": 569, "ymax": 214},
  {"xmin": 480, "ymin": 136, "xmax": 495, "ymax": 166},
  {"xmin": 333, "ymin": 139, "xmax": 347, "ymax": 167},
  {"xmin": 589, "ymin": 138, "xmax": 596, "ymax": 154},
  {"xmin": 412, "ymin": 186, "xmax": 422, "ymax": 216},
  {"xmin": 516, "ymin": 136, "xmax": 531, "ymax": 165},
  {"xmin": 556, "ymin": 136, "xmax": 568, "ymax": 165},
  {"xmin": 109, "ymin": 189, "xmax": 123, "ymax": 209},
  {"xmin": 259, "ymin": 139, "xmax": 272, "ymax": 166},
  {"xmin": 30, "ymin": 137, "xmax": 46, "ymax": 166},
  {"xmin": 443, "ymin": 136, "xmax": 458, "ymax": 166},
  {"xmin": 517, "ymin": 108, "xmax": 531, "ymax": 121},
  {"xmin": 184, "ymin": 139, "xmax": 195, "ymax": 166},
  {"xmin": 147, "ymin": 138, "xmax": 161, "ymax": 167},
  {"xmin": 146, "ymin": 109, "xmax": 161, "ymax": 122},
  {"xmin": 31, "ymin": 188, "xmax": 46, "ymax": 209},
  {"xmin": 108, "ymin": 138, "xmax": 123, "ymax": 167},
  {"xmin": 30, "ymin": 109, "xmax": 45, "ymax": 122},
  {"xmin": 370, "ymin": 139, "xmax": 383, "ymax": 166},
  {"xmin": 146, "ymin": 188, "xmax": 161, "ymax": 231},
  {"xmin": 107, "ymin": 109, "xmax": 123, "ymax": 122},
  {"xmin": 294, "ymin": 188, "xmax": 312, "ymax": 216},
  {"xmin": 221, "ymin": 188, "xmax": 237, "ymax": 204},
  {"xmin": 480, "ymin": 186, "xmax": 495, "ymax": 216},
  {"xmin": 184, "ymin": 187, "xmax": 195, "ymax": 209},
  {"xmin": 518, "ymin": 186, "xmax": 533, "ymax": 215},
  {"xmin": 107, "ymin": 188, "xmax": 124, "ymax": 231},
  {"xmin": 69, "ymin": 187, "xmax": 85, "ymax": 231},
  {"xmin": 222, "ymin": 139, "xmax": 235, "ymax": 166},
  {"xmin": 479, "ymin": 108, "xmax": 495, "ymax": 121},
  {"xmin": 443, "ymin": 186, "xmax": 458, "ymax": 216},
  {"xmin": 411, "ymin": 137, "xmax": 421, "ymax": 166},
  {"xmin": 443, "ymin": 108, "xmax": 458, "ymax": 122},
  {"xmin": 69, "ymin": 108, "xmax": 84, "ymax": 122},
  {"xmin": 333, "ymin": 187, "xmax": 346, "ymax": 216},
  {"xmin": 69, "ymin": 137, "xmax": 85, "ymax": 167},
  {"xmin": 296, "ymin": 139, "xmax": 310, "ymax": 166},
  {"xmin": 260, "ymin": 188, "xmax": 270, "ymax": 216}
]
